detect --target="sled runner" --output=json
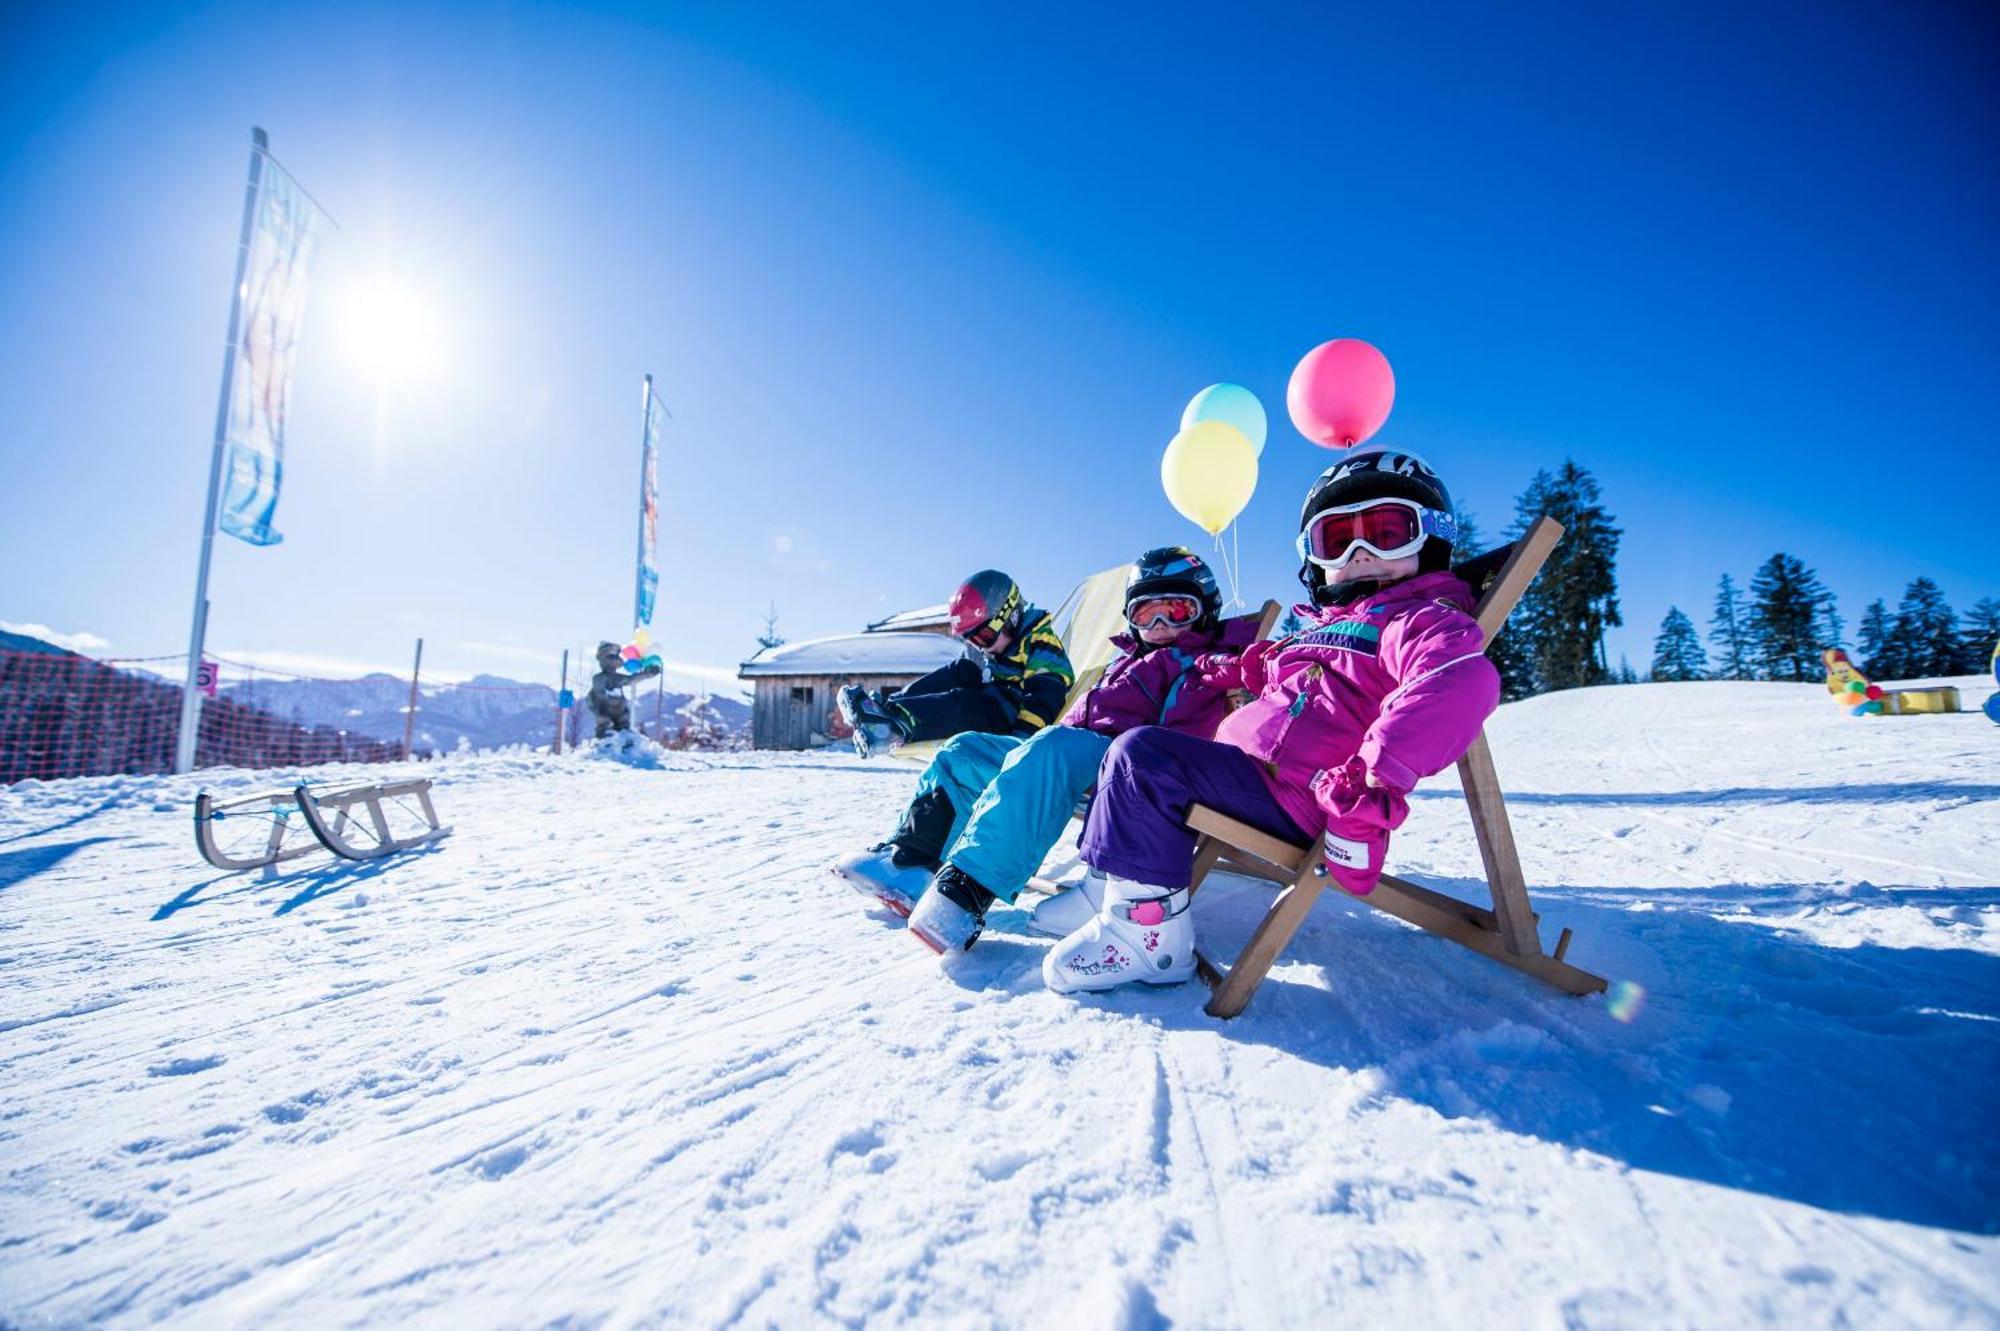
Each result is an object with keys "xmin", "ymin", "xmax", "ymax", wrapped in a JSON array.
[
  {"xmin": 194, "ymin": 779, "xmax": 451, "ymax": 870},
  {"xmin": 1183, "ymin": 516, "xmax": 1609, "ymax": 1017}
]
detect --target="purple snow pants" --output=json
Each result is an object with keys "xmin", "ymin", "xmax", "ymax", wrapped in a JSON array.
[{"xmin": 1078, "ymin": 726, "xmax": 1308, "ymax": 889}]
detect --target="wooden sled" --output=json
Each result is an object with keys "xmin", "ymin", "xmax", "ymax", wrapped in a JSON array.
[
  {"xmin": 294, "ymin": 780, "xmax": 452, "ymax": 861},
  {"xmin": 194, "ymin": 779, "xmax": 450, "ymax": 870},
  {"xmin": 1185, "ymin": 515, "xmax": 1609, "ymax": 1018}
]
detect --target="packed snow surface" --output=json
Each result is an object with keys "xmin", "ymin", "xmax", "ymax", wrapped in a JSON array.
[{"xmin": 2, "ymin": 679, "xmax": 1996, "ymax": 1329}]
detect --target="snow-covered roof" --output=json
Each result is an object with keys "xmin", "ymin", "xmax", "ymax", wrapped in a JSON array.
[
  {"xmin": 738, "ymin": 631, "xmax": 966, "ymax": 678},
  {"xmin": 864, "ymin": 603, "xmax": 953, "ymax": 633}
]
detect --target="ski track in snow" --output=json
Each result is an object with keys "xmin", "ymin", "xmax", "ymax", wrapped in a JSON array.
[{"xmin": 1, "ymin": 681, "xmax": 1996, "ymax": 1330}]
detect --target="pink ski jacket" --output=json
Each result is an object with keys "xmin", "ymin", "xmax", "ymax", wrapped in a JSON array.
[{"xmin": 1201, "ymin": 571, "xmax": 1500, "ymax": 890}]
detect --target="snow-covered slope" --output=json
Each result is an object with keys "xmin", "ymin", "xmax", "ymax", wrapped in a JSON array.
[{"xmin": 1, "ymin": 680, "xmax": 1995, "ymax": 1329}]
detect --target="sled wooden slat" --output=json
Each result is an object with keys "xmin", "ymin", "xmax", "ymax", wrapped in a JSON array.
[{"xmin": 1181, "ymin": 516, "xmax": 1609, "ymax": 1016}]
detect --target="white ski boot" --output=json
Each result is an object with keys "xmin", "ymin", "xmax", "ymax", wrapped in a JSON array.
[
  {"xmin": 1026, "ymin": 871, "xmax": 1105, "ymax": 939},
  {"xmin": 830, "ymin": 844, "xmax": 932, "ymax": 918},
  {"xmin": 1042, "ymin": 875, "xmax": 1197, "ymax": 993},
  {"xmin": 906, "ymin": 865, "xmax": 998, "ymax": 954}
]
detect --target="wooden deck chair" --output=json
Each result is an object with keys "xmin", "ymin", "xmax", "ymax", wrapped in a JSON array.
[{"xmin": 1183, "ymin": 515, "xmax": 1609, "ymax": 1018}]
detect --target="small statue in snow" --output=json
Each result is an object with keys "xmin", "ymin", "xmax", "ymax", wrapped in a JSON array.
[{"xmin": 588, "ymin": 641, "xmax": 660, "ymax": 738}]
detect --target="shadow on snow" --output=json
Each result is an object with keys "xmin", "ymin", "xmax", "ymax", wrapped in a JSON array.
[{"xmin": 945, "ymin": 871, "xmax": 2000, "ymax": 1235}]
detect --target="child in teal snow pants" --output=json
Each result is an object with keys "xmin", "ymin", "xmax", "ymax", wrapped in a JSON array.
[{"xmin": 830, "ymin": 545, "xmax": 1262, "ymax": 954}]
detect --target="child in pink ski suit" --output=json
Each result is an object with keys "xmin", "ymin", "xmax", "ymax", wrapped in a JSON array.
[{"xmin": 1042, "ymin": 447, "xmax": 1502, "ymax": 994}]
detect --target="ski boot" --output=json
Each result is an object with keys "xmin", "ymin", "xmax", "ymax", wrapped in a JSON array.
[
  {"xmin": 1042, "ymin": 875, "xmax": 1197, "ymax": 994},
  {"xmin": 830, "ymin": 842, "xmax": 936, "ymax": 918},
  {"xmin": 836, "ymin": 686, "xmax": 911, "ymax": 759},
  {"xmin": 1026, "ymin": 871, "xmax": 1105, "ymax": 939},
  {"xmin": 907, "ymin": 864, "xmax": 998, "ymax": 954}
]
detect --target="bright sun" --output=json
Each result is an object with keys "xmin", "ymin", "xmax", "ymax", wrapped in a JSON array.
[{"xmin": 332, "ymin": 276, "xmax": 449, "ymax": 388}]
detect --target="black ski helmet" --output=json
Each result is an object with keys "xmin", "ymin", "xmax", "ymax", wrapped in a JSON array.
[
  {"xmin": 1296, "ymin": 447, "xmax": 1457, "ymax": 604},
  {"xmin": 1125, "ymin": 546, "xmax": 1222, "ymax": 630},
  {"xmin": 949, "ymin": 569, "xmax": 1024, "ymax": 643}
]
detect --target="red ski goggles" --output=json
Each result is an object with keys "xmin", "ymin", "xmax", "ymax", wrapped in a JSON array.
[
  {"xmin": 1297, "ymin": 498, "xmax": 1453, "ymax": 570},
  {"xmin": 962, "ymin": 620, "xmax": 1003, "ymax": 649},
  {"xmin": 1125, "ymin": 595, "xmax": 1202, "ymax": 629}
]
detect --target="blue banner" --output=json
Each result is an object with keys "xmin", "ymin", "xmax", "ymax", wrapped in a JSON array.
[
  {"xmin": 219, "ymin": 156, "xmax": 319, "ymax": 546},
  {"xmin": 634, "ymin": 381, "xmax": 663, "ymax": 626}
]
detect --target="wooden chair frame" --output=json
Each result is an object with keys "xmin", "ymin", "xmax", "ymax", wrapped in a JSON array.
[{"xmin": 1185, "ymin": 516, "xmax": 1609, "ymax": 1018}]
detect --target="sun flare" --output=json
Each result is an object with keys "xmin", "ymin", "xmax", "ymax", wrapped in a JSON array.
[{"xmin": 331, "ymin": 276, "xmax": 449, "ymax": 388}]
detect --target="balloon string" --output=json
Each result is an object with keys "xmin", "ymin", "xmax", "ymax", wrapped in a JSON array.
[
  {"xmin": 1212, "ymin": 524, "xmax": 1245, "ymax": 610},
  {"xmin": 1231, "ymin": 520, "xmax": 1245, "ymax": 609}
]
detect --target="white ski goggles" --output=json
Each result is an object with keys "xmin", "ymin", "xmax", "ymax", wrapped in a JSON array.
[{"xmin": 1297, "ymin": 497, "xmax": 1455, "ymax": 570}]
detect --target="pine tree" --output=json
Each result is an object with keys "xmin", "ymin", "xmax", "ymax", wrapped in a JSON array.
[
  {"xmin": 1746, "ymin": 553, "xmax": 1831, "ymax": 681},
  {"xmin": 1449, "ymin": 499, "xmax": 1484, "ymax": 559},
  {"xmin": 1616, "ymin": 655, "xmax": 1638, "ymax": 685},
  {"xmin": 1487, "ymin": 470, "xmax": 1552, "ymax": 699},
  {"xmin": 756, "ymin": 603, "xmax": 785, "ymax": 652},
  {"xmin": 1503, "ymin": 462, "xmax": 1622, "ymax": 694},
  {"xmin": 1959, "ymin": 596, "xmax": 2000, "ymax": 675},
  {"xmin": 1708, "ymin": 574, "xmax": 1750, "ymax": 681},
  {"xmin": 1857, "ymin": 599, "xmax": 1892, "ymax": 677},
  {"xmin": 1815, "ymin": 593, "xmax": 1844, "ymax": 653},
  {"xmin": 1889, "ymin": 578, "xmax": 1960, "ymax": 678},
  {"xmin": 1277, "ymin": 609, "xmax": 1305, "ymax": 636},
  {"xmin": 1649, "ymin": 606, "xmax": 1708, "ymax": 681}
]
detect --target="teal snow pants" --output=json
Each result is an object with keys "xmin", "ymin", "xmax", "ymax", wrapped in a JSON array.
[{"xmin": 910, "ymin": 725, "xmax": 1114, "ymax": 903}]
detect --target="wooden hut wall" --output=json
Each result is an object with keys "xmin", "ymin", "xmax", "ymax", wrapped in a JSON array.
[{"xmin": 747, "ymin": 673, "xmax": 929, "ymax": 750}]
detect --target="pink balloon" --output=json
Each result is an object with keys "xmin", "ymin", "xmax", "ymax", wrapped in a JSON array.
[{"xmin": 1286, "ymin": 339, "xmax": 1396, "ymax": 449}]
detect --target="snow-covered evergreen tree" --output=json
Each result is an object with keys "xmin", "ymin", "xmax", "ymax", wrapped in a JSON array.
[
  {"xmin": 1649, "ymin": 606, "xmax": 1708, "ymax": 681},
  {"xmin": 671, "ymin": 693, "xmax": 739, "ymax": 751}
]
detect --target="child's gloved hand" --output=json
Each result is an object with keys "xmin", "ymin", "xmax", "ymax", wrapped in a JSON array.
[
  {"xmin": 1309, "ymin": 758, "xmax": 1407, "ymax": 897},
  {"xmin": 1193, "ymin": 651, "xmax": 1245, "ymax": 692},
  {"xmin": 1235, "ymin": 638, "xmax": 1280, "ymax": 695}
]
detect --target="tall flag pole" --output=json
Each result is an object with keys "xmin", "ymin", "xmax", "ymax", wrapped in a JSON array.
[
  {"xmin": 634, "ymin": 374, "xmax": 665, "ymax": 629},
  {"xmin": 175, "ymin": 127, "xmax": 326, "ymax": 773}
]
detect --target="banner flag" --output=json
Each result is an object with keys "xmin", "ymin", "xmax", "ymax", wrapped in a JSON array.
[
  {"xmin": 634, "ymin": 379, "xmax": 664, "ymax": 626},
  {"xmin": 219, "ymin": 156, "xmax": 320, "ymax": 546}
]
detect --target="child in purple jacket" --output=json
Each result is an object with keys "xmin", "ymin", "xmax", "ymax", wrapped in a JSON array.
[
  {"xmin": 1043, "ymin": 448, "xmax": 1501, "ymax": 994},
  {"xmin": 832, "ymin": 548, "xmax": 1261, "ymax": 954}
]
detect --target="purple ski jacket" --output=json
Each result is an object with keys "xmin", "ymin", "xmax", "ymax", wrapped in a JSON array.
[
  {"xmin": 1062, "ymin": 612, "xmax": 1264, "ymax": 741},
  {"xmin": 1201, "ymin": 572, "xmax": 1500, "ymax": 888}
]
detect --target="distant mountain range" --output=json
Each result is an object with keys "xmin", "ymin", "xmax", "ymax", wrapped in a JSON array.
[
  {"xmin": 218, "ymin": 671, "xmax": 751, "ymax": 752},
  {"xmin": 0, "ymin": 629, "xmax": 749, "ymax": 757}
]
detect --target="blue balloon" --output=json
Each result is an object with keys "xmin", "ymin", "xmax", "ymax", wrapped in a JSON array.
[{"xmin": 1182, "ymin": 383, "xmax": 1268, "ymax": 457}]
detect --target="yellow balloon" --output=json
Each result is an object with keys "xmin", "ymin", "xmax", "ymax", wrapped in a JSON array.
[{"xmin": 1161, "ymin": 420, "xmax": 1257, "ymax": 534}]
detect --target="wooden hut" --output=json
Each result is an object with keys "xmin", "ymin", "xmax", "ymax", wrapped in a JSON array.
[{"xmin": 737, "ymin": 632, "xmax": 968, "ymax": 751}]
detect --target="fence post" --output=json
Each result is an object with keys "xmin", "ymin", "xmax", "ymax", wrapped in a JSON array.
[
  {"xmin": 554, "ymin": 648, "xmax": 569, "ymax": 755},
  {"xmin": 654, "ymin": 673, "xmax": 664, "ymax": 740},
  {"xmin": 402, "ymin": 637, "xmax": 424, "ymax": 761}
]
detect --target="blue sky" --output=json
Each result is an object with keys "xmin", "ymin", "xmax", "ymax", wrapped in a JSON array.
[{"xmin": 2, "ymin": 2, "xmax": 1994, "ymax": 690}]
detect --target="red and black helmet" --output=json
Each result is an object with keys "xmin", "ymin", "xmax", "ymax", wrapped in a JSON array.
[{"xmin": 949, "ymin": 569, "xmax": 1023, "ymax": 649}]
